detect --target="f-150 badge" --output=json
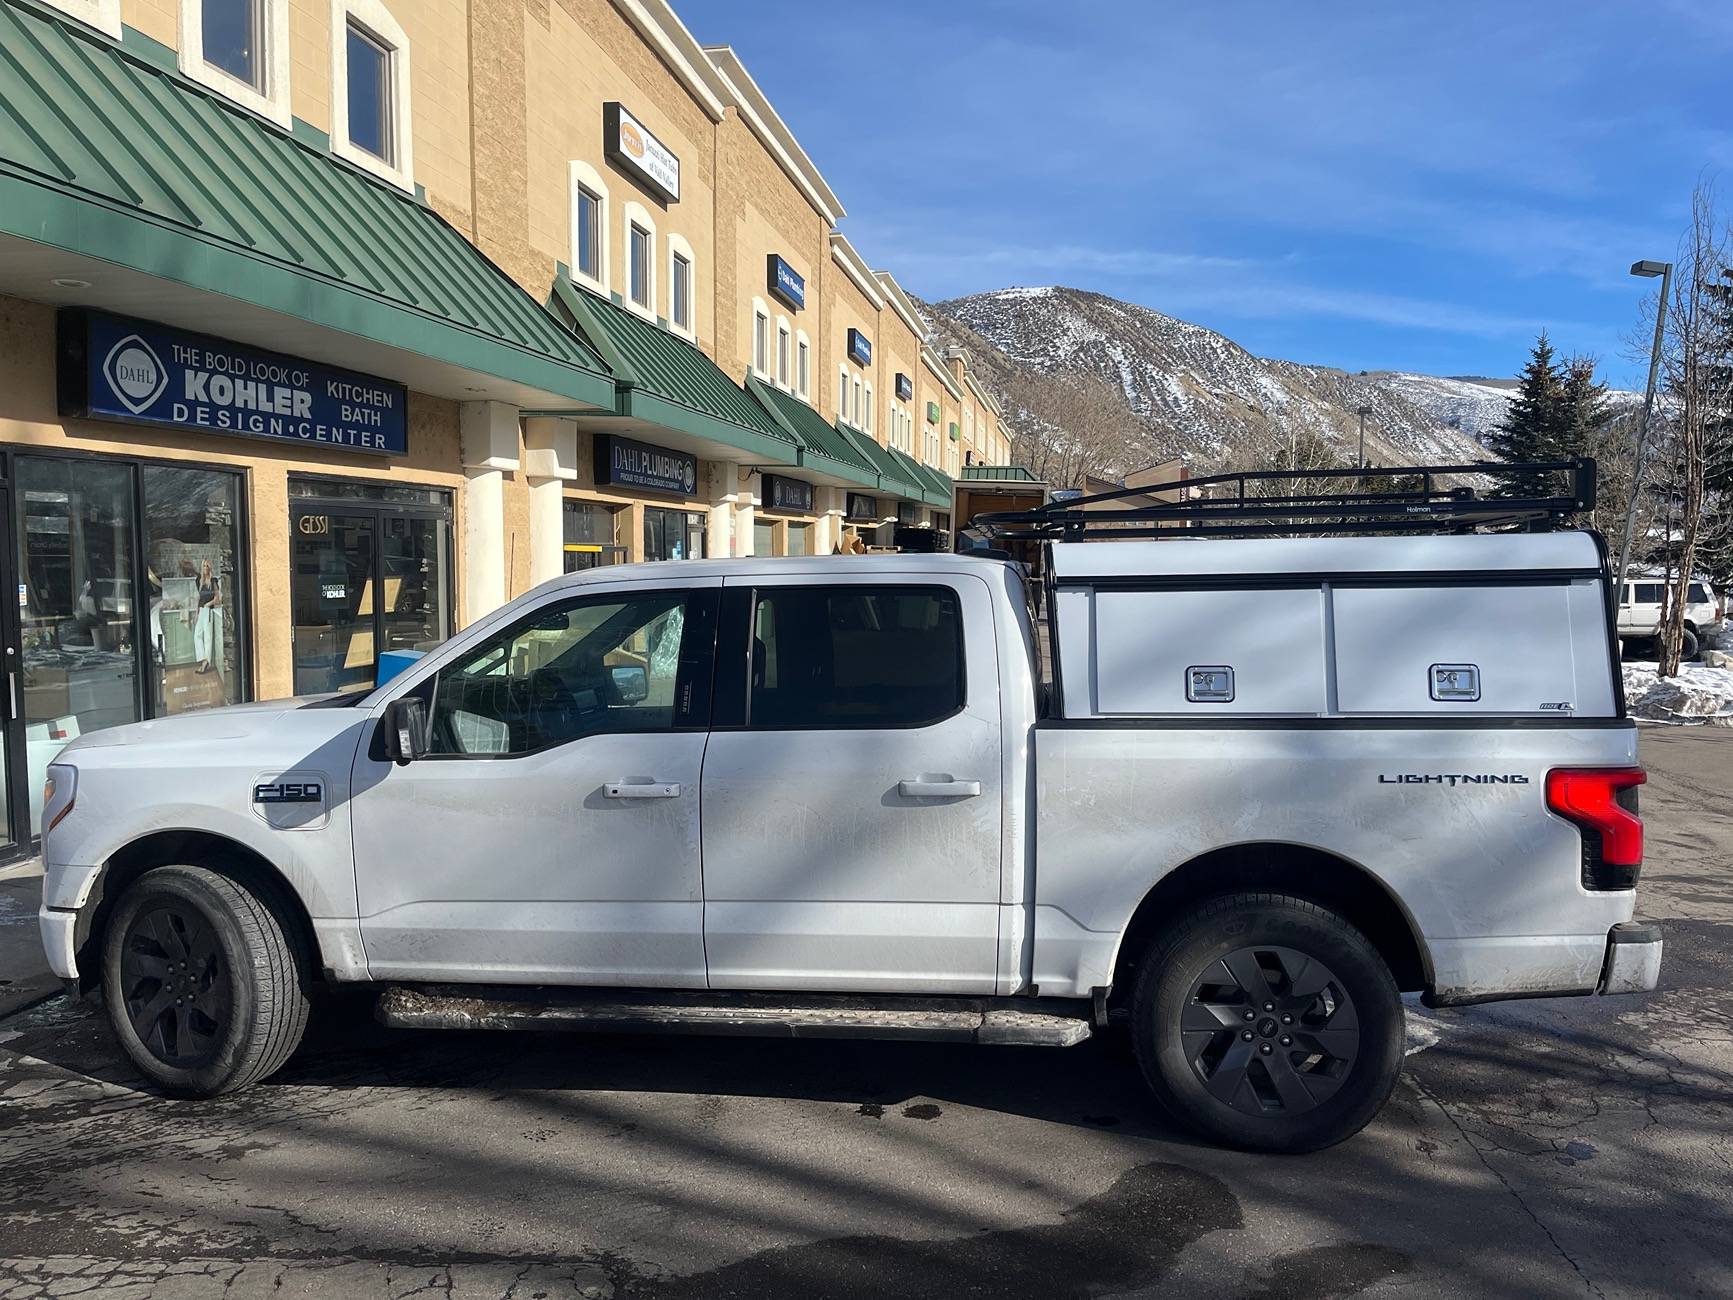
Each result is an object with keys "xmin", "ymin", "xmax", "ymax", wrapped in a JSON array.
[{"xmin": 253, "ymin": 781, "xmax": 322, "ymax": 804}]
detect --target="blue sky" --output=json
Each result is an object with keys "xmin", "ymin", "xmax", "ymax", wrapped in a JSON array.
[{"xmin": 687, "ymin": 0, "xmax": 1733, "ymax": 387}]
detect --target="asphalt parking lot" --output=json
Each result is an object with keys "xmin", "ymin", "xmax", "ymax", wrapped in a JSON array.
[{"xmin": 1, "ymin": 727, "xmax": 1730, "ymax": 1300}]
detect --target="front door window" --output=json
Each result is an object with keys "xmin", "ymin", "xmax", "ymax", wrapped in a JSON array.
[{"xmin": 291, "ymin": 509, "xmax": 377, "ymax": 695}]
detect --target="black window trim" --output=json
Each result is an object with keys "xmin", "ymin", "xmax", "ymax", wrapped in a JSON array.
[
  {"xmin": 378, "ymin": 585, "xmax": 719, "ymax": 761},
  {"xmin": 713, "ymin": 582, "xmax": 969, "ymax": 733}
]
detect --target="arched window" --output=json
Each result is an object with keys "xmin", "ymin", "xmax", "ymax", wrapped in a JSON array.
[
  {"xmin": 622, "ymin": 202, "xmax": 657, "ymax": 319},
  {"xmin": 179, "ymin": 0, "xmax": 292, "ymax": 127},
  {"xmin": 329, "ymin": 0, "xmax": 414, "ymax": 190},
  {"xmin": 569, "ymin": 162, "xmax": 610, "ymax": 294},
  {"xmin": 796, "ymin": 330, "xmax": 811, "ymax": 399},
  {"xmin": 666, "ymin": 233, "xmax": 696, "ymax": 339},
  {"xmin": 752, "ymin": 298, "xmax": 772, "ymax": 378}
]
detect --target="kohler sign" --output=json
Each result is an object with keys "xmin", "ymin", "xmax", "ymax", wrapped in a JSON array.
[{"xmin": 58, "ymin": 309, "xmax": 407, "ymax": 455}]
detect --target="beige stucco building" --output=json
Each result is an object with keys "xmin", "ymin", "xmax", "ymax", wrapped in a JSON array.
[{"xmin": 0, "ymin": 0, "xmax": 1013, "ymax": 854}]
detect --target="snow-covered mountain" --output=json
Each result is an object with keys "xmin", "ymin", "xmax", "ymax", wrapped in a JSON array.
[{"xmin": 924, "ymin": 286, "xmax": 1505, "ymax": 477}]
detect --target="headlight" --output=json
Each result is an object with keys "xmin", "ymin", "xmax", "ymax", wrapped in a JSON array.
[{"xmin": 43, "ymin": 764, "xmax": 77, "ymax": 837}]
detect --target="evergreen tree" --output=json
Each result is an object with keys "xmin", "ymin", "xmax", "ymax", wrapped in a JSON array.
[{"xmin": 1486, "ymin": 333, "xmax": 1565, "ymax": 497}]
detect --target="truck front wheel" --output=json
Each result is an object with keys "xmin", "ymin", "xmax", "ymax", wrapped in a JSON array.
[
  {"xmin": 1130, "ymin": 893, "xmax": 1403, "ymax": 1153},
  {"xmin": 101, "ymin": 865, "xmax": 311, "ymax": 1097}
]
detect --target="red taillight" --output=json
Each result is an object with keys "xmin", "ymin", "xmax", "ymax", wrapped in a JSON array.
[{"xmin": 1547, "ymin": 768, "xmax": 1645, "ymax": 885}]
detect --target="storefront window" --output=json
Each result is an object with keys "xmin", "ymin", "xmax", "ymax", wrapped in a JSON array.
[
  {"xmin": 16, "ymin": 459, "xmax": 140, "ymax": 835},
  {"xmin": 563, "ymin": 500, "xmax": 626, "ymax": 572},
  {"xmin": 143, "ymin": 465, "xmax": 246, "ymax": 716},
  {"xmin": 753, "ymin": 518, "xmax": 778, "ymax": 557},
  {"xmin": 644, "ymin": 508, "xmax": 707, "ymax": 562},
  {"xmin": 786, "ymin": 523, "xmax": 810, "ymax": 556}
]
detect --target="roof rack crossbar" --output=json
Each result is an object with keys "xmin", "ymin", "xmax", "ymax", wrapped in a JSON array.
[{"xmin": 973, "ymin": 458, "xmax": 1595, "ymax": 541}]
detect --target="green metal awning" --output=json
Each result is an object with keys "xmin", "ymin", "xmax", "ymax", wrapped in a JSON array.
[
  {"xmin": 961, "ymin": 464, "xmax": 1041, "ymax": 482},
  {"xmin": 885, "ymin": 447, "xmax": 952, "ymax": 508},
  {"xmin": 550, "ymin": 279, "xmax": 798, "ymax": 465},
  {"xmin": 744, "ymin": 376, "xmax": 878, "ymax": 487},
  {"xmin": 897, "ymin": 453, "xmax": 954, "ymax": 508},
  {"xmin": 0, "ymin": 1, "xmax": 616, "ymax": 410},
  {"xmin": 839, "ymin": 427, "xmax": 922, "ymax": 502}
]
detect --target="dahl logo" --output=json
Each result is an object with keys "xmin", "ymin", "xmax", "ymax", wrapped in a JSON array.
[
  {"xmin": 682, "ymin": 461, "xmax": 696, "ymax": 493},
  {"xmin": 102, "ymin": 333, "xmax": 167, "ymax": 415}
]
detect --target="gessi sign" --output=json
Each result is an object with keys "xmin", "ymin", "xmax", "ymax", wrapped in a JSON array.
[
  {"xmin": 604, "ymin": 102, "xmax": 680, "ymax": 204},
  {"xmin": 58, "ymin": 310, "xmax": 408, "ymax": 455}
]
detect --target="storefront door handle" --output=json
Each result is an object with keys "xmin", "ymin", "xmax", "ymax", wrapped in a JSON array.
[
  {"xmin": 604, "ymin": 782, "xmax": 681, "ymax": 799},
  {"xmin": 898, "ymin": 778, "xmax": 982, "ymax": 799},
  {"xmin": 4, "ymin": 671, "xmax": 15, "ymax": 722}
]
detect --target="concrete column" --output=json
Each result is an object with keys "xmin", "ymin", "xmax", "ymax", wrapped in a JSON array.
[
  {"xmin": 705, "ymin": 460, "xmax": 745, "ymax": 557},
  {"xmin": 460, "ymin": 401, "xmax": 521, "ymax": 624},
  {"xmin": 816, "ymin": 486, "xmax": 845, "ymax": 557},
  {"xmin": 523, "ymin": 417, "xmax": 578, "ymax": 587}
]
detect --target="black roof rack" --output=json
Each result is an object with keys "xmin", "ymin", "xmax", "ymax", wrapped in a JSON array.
[{"xmin": 973, "ymin": 458, "xmax": 1596, "ymax": 541}]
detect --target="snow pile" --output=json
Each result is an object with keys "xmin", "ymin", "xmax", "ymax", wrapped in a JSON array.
[{"xmin": 1624, "ymin": 662, "xmax": 1733, "ymax": 726}]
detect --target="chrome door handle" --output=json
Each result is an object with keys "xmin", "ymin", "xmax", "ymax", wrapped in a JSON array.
[
  {"xmin": 605, "ymin": 782, "xmax": 682, "ymax": 799},
  {"xmin": 898, "ymin": 778, "xmax": 982, "ymax": 799}
]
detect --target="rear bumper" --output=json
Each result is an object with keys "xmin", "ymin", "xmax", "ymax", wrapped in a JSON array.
[
  {"xmin": 1598, "ymin": 922, "xmax": 1662, "ymax": 995},
  {"xmin": 1425, "ymin": 922, "xmax": 1662, "ymax": 1007}
]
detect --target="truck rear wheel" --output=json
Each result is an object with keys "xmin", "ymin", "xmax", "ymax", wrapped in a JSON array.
[
  {"xmin": 101, "ymin": 865, "xmax": 311, "ymax": 1097},
  {"xmin": 1130, "ymin": 893, "xmax": 1403, "ymax": 1153}
]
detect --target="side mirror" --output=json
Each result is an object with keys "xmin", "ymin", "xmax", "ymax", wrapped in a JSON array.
[
  {"xmin": 610, "ymin": 664, "xmax": 649, "ymax": 705},
  {"xmin": 383, "ymin": 696, "xmax": 430, "ymax": 764}
]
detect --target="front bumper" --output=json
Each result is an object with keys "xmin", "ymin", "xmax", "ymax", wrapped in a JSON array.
[{"xmin": 1598, "ymin": 922, "xmax": 1663, "ymax": 995}]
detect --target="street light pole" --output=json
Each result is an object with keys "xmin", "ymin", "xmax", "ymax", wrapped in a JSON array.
[
  {"xmin": 1355, "ymin": 405, "xmax": 1373, "ymax": 467},
  {"xmin": 1614, "ymin": 259, "xmax": 1673, "ymax": 604}
]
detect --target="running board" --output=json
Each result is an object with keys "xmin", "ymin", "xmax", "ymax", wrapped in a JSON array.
[{"xmin": 376, "ymin": 985, "xmax": 1093, "ymax": 1047}]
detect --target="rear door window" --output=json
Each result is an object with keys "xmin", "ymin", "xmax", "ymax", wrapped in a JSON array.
[{"xmin": 748, "ymin": 586, "xmax": 965, "ymax": 728}]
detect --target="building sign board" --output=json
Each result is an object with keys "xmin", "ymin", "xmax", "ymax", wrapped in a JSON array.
[
  {"xmin": 767, "ymin": 254, "xmax": 805, "ymax": 311},
  {"xmin": 845, "ymin": 492, "xmax": 880, "ymax": 522},
  {"xmin": 761, "ymin": 473, "xmax": 814, "ymax": 515},
  {"xmin": 58, "ymin": 309, "xmax": 407, "ymax": 455},
  {"xmin": 926, "ymin": 400, "xmax": 940, "ymax": 423},
  {"xmin": 895, "ymin": 372, "xmax": 913, "ymax": 402},
  {"xmin": 847, "ymin": 328, "xmax": 872, "ymax": 367},
  {"xmin": 594, "ymin": 433, "xmax": 698, "ymax": 496},
  {"xmin": 604, "ymin": 102, "xmax": 680, "ymax": 204}
]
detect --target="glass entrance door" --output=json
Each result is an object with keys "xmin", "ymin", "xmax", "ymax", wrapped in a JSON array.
[
  {"xmin": 290, "ymin": 486, "xmax": 452, "ymax": 696},
  {"xmin": 292, "ymin": 508, "xmax": 378, "ymax": 695}
]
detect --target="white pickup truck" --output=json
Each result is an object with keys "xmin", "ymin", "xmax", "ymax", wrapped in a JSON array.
[{"xmin": 36, "ymin": 525, "xmax": 1660, "ymax": 1152}]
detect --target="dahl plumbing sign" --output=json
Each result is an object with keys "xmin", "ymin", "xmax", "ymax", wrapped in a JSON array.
[{"xmin": 58, "ymin": 310, "xmax": 407, "ymax": 455}]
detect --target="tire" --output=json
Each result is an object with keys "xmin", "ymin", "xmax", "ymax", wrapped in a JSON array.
[
  {"xmin": 1682, "ymin": 627, "xmax": 1700, "ymax": 662},
  {"xmin": 101, "ymin": 865, "xmax": 312, "ymax": 1097},
  {"xmin": 1130, "ymin": 893, "xmax": 1403, "ymax": 1153}
]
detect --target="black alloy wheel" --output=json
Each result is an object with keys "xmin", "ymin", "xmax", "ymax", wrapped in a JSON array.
[
  {"xmin": 1130, "ymin": 893, "xmax": 1403, "ymax": 1152},
  {"xmin": 1180, "ymin": 944, "xmax": 1359, "ymax": 1117},
  {"xmin": 102, "ymin": 864, "xmax": 312, "ymax": 1096},
  {"xmin": 119, "ymin": 905, "xmax": 232, "ymax": 1068}
]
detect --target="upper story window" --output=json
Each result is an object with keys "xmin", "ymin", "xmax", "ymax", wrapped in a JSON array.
[
  {"xmin": 330, "ymin": 0, "xmax": 413, "ymax": 189},
  {"xmin": 853, "ymin": 378, "xmax": 863, "ymax": 430},
  {"xmin": 345, "ymin": 24, "xmax": 392, "ymax": 160},
  {"xmin": 797, "ymin": 335, "xmax": 811, "ymax": 399},
  {"xmin": 754, "ymin": 309, "xmax": 770, "ymax": 377},
  {"xmin": 179, "ymin": 0, "xmax": 291, "ymax": 127},
  {"xmin": 621, "ymin": 202, "xmax": 657, "ymax": 320},
  {"xmin": 671, "ymin": 249, "xmax": 692, "ymax": 335},
  {"xmin": 777, "ymin": 324, "xmax": 791, "ymax": 389},
  {"xmin": 839, "ymin": 364, "xmax": 851, "ymax": 425},
  {"xmin": 575, "ymin": 187, "xmax": 603, "ymax": 281},
  {"xmin": 629, "ymin": 224, "xmax": 651, "ymax": 308},
  {"xmin": 864, "ymin": 383, "xmax": 874, "ymax": 436},
  {"xmin": 206, "ymin": 0, "xmax": 263, "ymax": 88},
  {"xmin": 569, "ymin": 163, "xmax": 610, "ymax": 294}
]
